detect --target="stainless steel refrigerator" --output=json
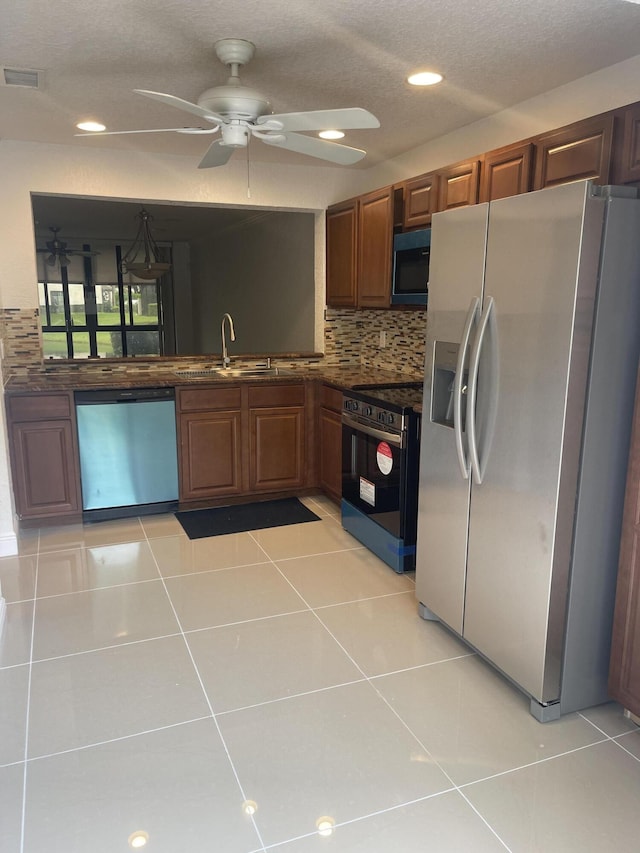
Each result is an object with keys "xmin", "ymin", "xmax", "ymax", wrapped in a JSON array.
[{"xmin": 416, "ymin": 180, "xmax": 640, "ymax": 721}]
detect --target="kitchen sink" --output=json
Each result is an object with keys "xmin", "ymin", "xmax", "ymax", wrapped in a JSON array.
[
  {"xmin": 175, "ymin": 366, "xmax": 294, "ymax": 379},
  {"xmin": 217, "ymin": 366, "xmax": 294, "ymax": 377}
]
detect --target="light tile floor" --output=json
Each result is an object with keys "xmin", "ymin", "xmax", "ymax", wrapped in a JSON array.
[{"xmin": 2, "ymin": 493, "xmax": 640, "ymax": 852}]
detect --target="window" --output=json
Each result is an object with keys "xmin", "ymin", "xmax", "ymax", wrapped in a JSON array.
[{"xmin": 38, "ymin": 245, "xmax": 165, "ymax": 359}]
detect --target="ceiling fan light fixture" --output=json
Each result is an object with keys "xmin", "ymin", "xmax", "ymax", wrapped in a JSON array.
[
  {"xmin": 318, "ymin": 129, "xmax": 344, "ymax": 140},
  {"xmin": 76, "ymin": 120, "xmax": 106, "ymax": 132},
  {"xmin": 407, "ymin": 70, "xmax": 444, "ymax": 87},
  {"xmin": 121, "ymin": 209, "xmax": 171, "ymax": 280}
]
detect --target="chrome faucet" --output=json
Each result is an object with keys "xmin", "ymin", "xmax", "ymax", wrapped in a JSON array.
[{"xmin": 221, "ymin": 312, "xmax": 236, "ymax": 369}]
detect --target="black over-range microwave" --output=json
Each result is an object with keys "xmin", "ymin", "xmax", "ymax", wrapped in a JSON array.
[{"xmin": 391, "ymin": 228, "xmax": 430, "ymax": 306}]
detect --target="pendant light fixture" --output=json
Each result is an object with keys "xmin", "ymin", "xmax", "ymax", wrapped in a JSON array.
[{"xmin": 121, "ymin": 209, "xmax": 171, "ymax": 280}]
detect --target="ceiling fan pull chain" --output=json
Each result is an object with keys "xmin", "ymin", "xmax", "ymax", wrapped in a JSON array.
[{"xmin": 246, "ymin": 134, "xmax": 251, "ymax": 199}]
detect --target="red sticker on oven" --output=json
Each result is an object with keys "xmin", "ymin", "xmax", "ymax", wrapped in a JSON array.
[{"xmin": 376, "ymin": 441, "xmax": 393, "ymax": 475}]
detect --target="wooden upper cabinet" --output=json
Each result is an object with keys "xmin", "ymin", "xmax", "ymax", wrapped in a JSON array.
[
  {"xmin": 614, "ymin": 102, "xmax": 640, "ymax": 185},
  {"xmin": 438, "ymin": 158, "xmax": 481, "ymax": 212},
  {"xmin": 533, "ymin": 115, "xmax": 615, "ymax": 190},
  {"xmin": 326, "ymin": 199, "xmax": 357, "ymax": 307},
  {"xmin": 479, "ymin": 142, "xmax": 534, "ymax": 203},
  {"xmin": 357, "ymin": 186, "xmax": 394, "ymax": 308},
  {"xmin": 609, "ymin": 367, "xmax": 640, "ymax": 717},
  {"xmin": 402, "ymin": 172, "xmax": 439, "ymax": 228}
]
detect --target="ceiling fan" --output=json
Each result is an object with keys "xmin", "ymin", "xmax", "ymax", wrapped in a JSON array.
[
  {"xmin": 76, "ymin": 38, "xmax": 380, "ymax": 168},
  {"xmin": 36, "ymin": 226, "xmax": 100, "ymax": 268}
]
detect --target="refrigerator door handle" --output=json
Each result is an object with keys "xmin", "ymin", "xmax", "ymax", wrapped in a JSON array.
[
  {"xmin": 468, "ymin": 295, "xmax": 495, "ymax": 485},
  {"xmin": 454, "ymin": 296, "xmax": 480, "ymax": 479}
]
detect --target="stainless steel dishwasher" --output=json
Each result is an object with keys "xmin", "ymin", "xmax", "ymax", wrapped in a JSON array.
[{"xmin": 75, "ymin": 387, "xmax": 179, "ymax": 520}]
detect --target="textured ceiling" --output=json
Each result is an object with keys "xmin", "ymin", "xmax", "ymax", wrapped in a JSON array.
[{"xmin": 3, "ymin": 0, "xmax": 640, "ymax": 170}]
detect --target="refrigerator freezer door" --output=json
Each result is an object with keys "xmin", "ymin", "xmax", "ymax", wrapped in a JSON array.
[
  {"xmin": 416, "ymin": 203, "xmax": 489, "ymax": 634},
  {"xmin": 463, "ymin": 181, "xmax": 605, "ymax": 702}
]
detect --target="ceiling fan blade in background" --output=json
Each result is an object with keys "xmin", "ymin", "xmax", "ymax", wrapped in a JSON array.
[
  {"xmin": 257, "ymin": 108, "xmax": 380, "ymax": 132},
  {"xmin": 134, "ymin": 89, "xmax": 227, "ymax": 125},
  {"xmin": 197, "ymin": 139, "xmax": 234, "ymax": 169},
  {"xmin": 75, "ymin": 127, "xmax": 216, "ymax": 137},
  {"xmin": 261, "ymin": 132, "xmax": 366, "ymax": 165}
]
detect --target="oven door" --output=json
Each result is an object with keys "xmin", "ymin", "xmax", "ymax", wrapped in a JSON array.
[{"xmin": 341, "ymin": 412, "xmax": 406, "ymax": 538}]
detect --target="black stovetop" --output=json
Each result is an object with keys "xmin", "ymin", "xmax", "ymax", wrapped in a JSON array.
[{"xmin": 348, "ymin": 382, "xmax": 423, "ymax": 414}]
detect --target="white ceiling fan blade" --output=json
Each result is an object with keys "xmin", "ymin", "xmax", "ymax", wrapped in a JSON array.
[
  {"xmin": 134, "ymin": 89, "xmax": 227, "ymax": 125},
  {"xmin": 197, "ymin": 139, "xmax": 234, "ymax": 169},
  {"xmin": 261, "ymin": 132, "xmax": 366, "ymax": 165},
  {"xmin": 75, "ymin": 127, "xmax": 217, "ymax": 137},
  {"xmin": 257, "ymin": 108, "xmax": 379, "ymax": 133}
]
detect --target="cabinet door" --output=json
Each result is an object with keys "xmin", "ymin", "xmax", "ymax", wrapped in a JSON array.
[
  {"xmin": 250, "ymin": 406, "xmax": 305, "ymax": 491},
  {"xmin": 402, "ymin": 173, "xmax": 439, "ymax": 228},
  {"xmin": 479, "ymin": 142, "xmax": 533, "ymax": 202},
  {"xmin": 615, "ymin": 103, "xmax": 640, "ymax": 185},
  {"xmin": 179, "ymin": 410, "xmax": 243, "ymax": 500},
  {"xmin": 533, "ymin": 115, "xmax": 614, "ymax": 190},
  {"xmin": 326, "ymin": 200, "xmax": 357, "ymax": 307},
  {"xmin": 609, "ymin": 370, "xmax": 640, "ymax": 716},
  {"xmin": 11, "ymin": 420, "xmax": 80, "ymax": 518},
  {"xmin": 438, "ymin": 159, "xmax": 480, "ymax": 212},
  {"xmin": 357, "ymin": 186, "xmax": 394, "ymax": 308},
  {"xmin": 319, "ymin": 407, "xmax": 343, "ymax": 502}
]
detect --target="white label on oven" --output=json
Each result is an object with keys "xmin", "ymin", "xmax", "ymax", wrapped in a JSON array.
[
  {"xmin": 359, "ymin": 477, "xmax": 376, "ymax": 506},
  {"xmin": 376, "ymin": 441, "xmax": 393, "ymax": 475}
]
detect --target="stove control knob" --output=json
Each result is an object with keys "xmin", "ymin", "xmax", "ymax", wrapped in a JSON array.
[
  {"xmin": 365, "ymin": 406, "xmax": 373, "ymax": 417},
  {"xmin": 387, "ymin": 413, "xmax": 395, "ymax": 425},
  {"xmin": 377, "ymin": 412, "xmax": 386, "ymax": 423},
  {"xmin": 352, "ymin": 401, "xmax": 359, "ymax": 412}
]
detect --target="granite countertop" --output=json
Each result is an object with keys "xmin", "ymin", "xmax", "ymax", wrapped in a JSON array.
[{"xmin": 4, "ymin": 364, "xmax": 423, "ymax": 394}]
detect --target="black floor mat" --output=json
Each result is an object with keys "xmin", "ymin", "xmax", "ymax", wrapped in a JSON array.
[{"xmin": 175, "ymin": 497, "xmax": 321, "ymax": 539}]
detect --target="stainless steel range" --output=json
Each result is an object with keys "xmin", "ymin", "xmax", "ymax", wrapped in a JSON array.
[{"xmin": 341, "ymin": 384, "xmax": 422, "ymax": 572}]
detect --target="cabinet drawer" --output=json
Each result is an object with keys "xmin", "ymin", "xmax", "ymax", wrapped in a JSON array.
[
  {"xmin": 177, "ymin": 386, "xmax": 242, "ymax": 412},
  {"xmin": 248, "ymin": 383, "xmax": 305, "ymax": 408},
  {"xmin": 8, "ymin": 393, "xmax": 72, "ymax": 421},
  {"xmin": 320, "ymin": 383, "xmax": 343, "ymax": 413}
]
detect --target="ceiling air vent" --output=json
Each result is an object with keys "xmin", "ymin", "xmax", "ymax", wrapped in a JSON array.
[{"xmin": 1, "ymin": 67, "xmax": 43, "ymax": 88}]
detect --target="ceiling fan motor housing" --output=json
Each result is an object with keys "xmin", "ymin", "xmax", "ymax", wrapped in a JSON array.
[{"xmin": 197, "ymin": 84, "xmax": 272, "ymax": 122}]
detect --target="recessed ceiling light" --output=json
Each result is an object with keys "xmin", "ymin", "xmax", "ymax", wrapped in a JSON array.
[
  {"xmin": 407, "ymin": 71, "xmax": 444, "ymax": 87},
  {"xmin": 76, "ymin": 120, "xmax": 106, "ymax": 132},
  {"xmin": 319, "ymin": 130, "xmax": 345, "ymax": 140}
]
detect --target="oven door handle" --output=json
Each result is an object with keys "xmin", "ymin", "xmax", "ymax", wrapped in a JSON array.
[{"xmin": 341, "ymin": 413, "xmax": 404, "ymax": 448}]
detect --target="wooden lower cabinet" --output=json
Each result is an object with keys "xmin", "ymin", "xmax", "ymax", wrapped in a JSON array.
[
  {"xmin": 318, "ymin": 384, "xmax": 343, "ymax": 503},
  {"xmin": 250, "ymin": 406, "xmax": 305, "ymax": 491},
  {"xmin": 7, "ymin": 392, "xmax": 81, "ymax": 520},
  {"xmin": 177, "ymin": 381, "xmax": 309, "ymax": 503},
  {"xmin": 609, "ymin": 368, "xmax": 640, "ymax": 716},
  {"xmin": 179, "ymin": 410, "xmax": 243, "ymax": 500},
  {"xmin": 248, "ymin": 382, "xmax": 307, "ymax": 492}
]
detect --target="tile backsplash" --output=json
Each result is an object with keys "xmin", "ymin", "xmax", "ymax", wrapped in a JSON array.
[
  {"xmin": 1, "ymin": 307, "xmax": 427, "ymax": 382},
  {"xmin": 324, "ymin": 308, "xmax": 427, "ymax": 375}
]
